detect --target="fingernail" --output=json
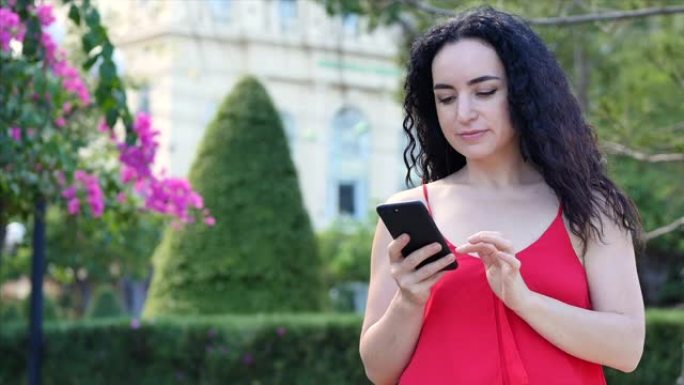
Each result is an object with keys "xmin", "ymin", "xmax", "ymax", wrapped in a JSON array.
[{"xmin": 433, "ymin": 243, "xmax": 442, "ymax": 250}]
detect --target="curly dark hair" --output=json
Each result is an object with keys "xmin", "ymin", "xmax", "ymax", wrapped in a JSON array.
[{"xmin": 402, "ymin": 6, "xmax": 641, "ymax": 251}]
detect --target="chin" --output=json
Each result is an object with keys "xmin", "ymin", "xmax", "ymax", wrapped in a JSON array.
[{"xmin": 452, "ymin": 144, "xmax": 497, "ymax": 160}]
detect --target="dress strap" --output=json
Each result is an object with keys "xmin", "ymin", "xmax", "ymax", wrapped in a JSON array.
[{"xmin": 422, "ymin": 184, "xmax": 433, "ymax": 216}]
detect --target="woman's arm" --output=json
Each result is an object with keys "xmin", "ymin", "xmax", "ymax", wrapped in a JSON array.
[
  {"xmin": 457, "ymin": 213, "xmax": 645, "ymax": 372},
  {"xmin": 360, "ymin": 196, "xmax": 455, "ymax": 385},
  {"xmin": 514, "ymin": 214, "xmax": 645, "ymax": 372}
]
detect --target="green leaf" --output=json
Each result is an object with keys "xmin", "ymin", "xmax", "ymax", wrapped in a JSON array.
[
  {"xmin": 68, "ymin": 4, "xmax": 81, "ymax": 26},
  {"xmin": 105, "ymin": 108, "xmax": 118, "ymax": 128},
  {"xmin": 112, "ymin": 88, "xmax": 127, "ymax": 107},
  {"xmin": 102, "ymin": 43, "xmax": 114, "ymax": 60},
  {"xmin": 82, "ymin": 54, "xmax": 101, "ymax": 70},
  {"xmin": 85, "ymin": 8, "xmax": 101, "ymax": 29},
  {"xmin": 81, "ymin": 31, "xmax": 100, "ymax": 54},
  {"xmin": 99, "ymin": 60, "xmax": 116, "ymax": 82},
  {"xmin": 22, "ymin": 17, "xmax": 42, "ymax": 58}
]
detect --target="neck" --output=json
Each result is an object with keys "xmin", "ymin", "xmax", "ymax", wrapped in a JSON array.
[{"xmin": 455, "ymin": 143, "xmax": 542, "ymax": 188}]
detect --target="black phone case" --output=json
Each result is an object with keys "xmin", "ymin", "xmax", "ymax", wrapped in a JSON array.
[{"xmin": 376, "ymin": 200, "xmax": 457, "ymax": 271}]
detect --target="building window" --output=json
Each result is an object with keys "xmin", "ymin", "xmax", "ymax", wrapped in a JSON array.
[
  {"xmin": 280, "ymin": 110, "xmax": 297, "ymax": 153},
  {"xmin": 329, "ymin": 107, "xmax": 370, "ymax": 220},
  {"xmin": 338, "ymin": 183, "xmax": 355, "ymax": 215},
  {"xmin": 209, "ymin": 0, "xmax": 232, "ymax": 21},
  {"xmin": 278, "ymin": 0, "xmax": 297, "ymax": 31},
  {"xmin": 342, "ymin": 13, "xmax": 359, "ymax": 36},
  {"xmin": 138, "ymin": 85, "xmax": 150, "ymax": 113}
]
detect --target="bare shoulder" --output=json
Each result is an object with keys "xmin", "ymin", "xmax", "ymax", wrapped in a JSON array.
[
  {"xmin": 564, "ymin": 191, "xmax": 635, "ymax": 263},
  {"xmin": 385, "ymin": 185, "xmax": 425, "ymax": 204}
]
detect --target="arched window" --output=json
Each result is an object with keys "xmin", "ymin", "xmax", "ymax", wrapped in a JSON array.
[
  {"xmin": 137, "ymin": 85, "xmax": 150, "ymax": 113},
  {"xmin": 329, "ymin": 107, "xmax": 370, "ymax": 220},
  {"xmin": 279, "ymin": 110, "xmax": 297, "ymax": 154},
  {"xmin": 278, "ymin": 0, "xmax": 297, "ymax": 32},
  {"xmin": 208, "ymin": 0, "xmax": 232, "ymax": 21}
]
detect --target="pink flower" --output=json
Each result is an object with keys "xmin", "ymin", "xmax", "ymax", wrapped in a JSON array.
[
  {"xmin": 35, "ymin": 4, "xmax": 55, "ymax": 27},
  {"xmin": 62, "ymin": 171, "xmax": 105, "ymax": 217},
  {"xmin": 55, "ymin": 171, "xmax": 66, "ymax": 186},
  {"xmin": 67, "ymin": 198, "xmax": 80, "ymax": 215},
  {"xmin": 40, "ymin": 31, "xmax": 58, "ymax": 64},
  {"xmin": 50, "ymin": 58, "xmax": 92, "ymax": 105},
  {"xmin": 0, "ymin": 8, "xmax": 24, "ymax": 52},
  {"xmin": 9, "ymin": 127, "xmax": 21, "ymax": 142},
  {"xmin": 62, "ymin": 186, "xmax": 77, "ymax": 200},
  {"xmin": 98, "ymin": 120, "xmax": 110, "ymax": 133},
  {"xmin": 54, "ymin": 117, "xmax": 66, "ymax": 128},
  {"xmin": 243, "ymin": 353, "xmax": 254, "ymax": 366},
  {"xmin": 130, "ymin": 318, "xmax": 141, "ymax": 330},
  {"xmin": 111, "ymin": 112, "xmax": 212, "ymax": 224},
  {"xmin": 116, "ymin": 192, "xmax": 127, "ymax": 204}
]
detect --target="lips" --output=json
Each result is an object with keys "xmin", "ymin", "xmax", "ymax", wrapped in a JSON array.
[{"xmin": 458, "ymin": 129, "xmax": 488, "ymax": 141}]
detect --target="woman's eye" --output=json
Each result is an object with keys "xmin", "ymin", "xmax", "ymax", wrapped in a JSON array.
[
  {"xmin": 438, "ymin": 96, "xmax": 455, "ymax": 104},
  {"xmin": 476, "ymin": 89, "xmax": 497, "ymax": 97}
]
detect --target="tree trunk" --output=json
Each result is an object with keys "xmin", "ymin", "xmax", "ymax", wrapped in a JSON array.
[
  {"xmin": 28, "ymin": 198, "xmax": 46, "ymax": 385},
  {"xmin": 0, "ymin": 198, "xmax": 7, "ymax": 262},
  {"xmin": 75, "ymin": 277, "xmax": 92, "ymax": 317}
]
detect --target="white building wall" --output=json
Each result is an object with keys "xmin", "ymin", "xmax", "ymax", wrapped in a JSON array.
[{"xmin": 100, "ymin": 0, "xmax": 406, "ymax": 229}]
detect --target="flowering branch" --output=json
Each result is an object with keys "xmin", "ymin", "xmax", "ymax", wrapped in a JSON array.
[{"xmin": 0, "ymin": 0, "xmax": 212, "ymax": 226}]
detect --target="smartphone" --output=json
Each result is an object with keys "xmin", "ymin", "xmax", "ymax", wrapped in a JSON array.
[{"xmin": 376, "ymin": 200, "xmax": 457, "ymax": 271}]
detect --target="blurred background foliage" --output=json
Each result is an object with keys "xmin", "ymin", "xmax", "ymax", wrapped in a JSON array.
[{"xmin": 320, "ymin": 0, "xmax": 684, "ymax": 307}]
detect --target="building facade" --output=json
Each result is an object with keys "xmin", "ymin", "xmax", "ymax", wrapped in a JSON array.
[{"xmin": 99, "ymin": 0, "xmax": 408, "ymax": 229}]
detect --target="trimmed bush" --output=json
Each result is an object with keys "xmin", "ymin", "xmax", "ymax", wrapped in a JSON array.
[
  {"xmin": 144, "ymin": 76, "xmax": 323, "ymax": 317},
  {"xmin": 0, "ymin": 301, "xmax": 23, "ymax": 323},
  {"xmin": 0, "ymin": 314, "xmax": 368, "ymax": 385},
  {"xmin": 0, "ymin": 309, "xmax": 681, "ymax": 384},
  {"xmin": 85, "ymin": 286, "xmax": 125, "ymax": 319},
  {"xmin": 319, "ymin": 216, "xmax": 375, "ymax": 287}
]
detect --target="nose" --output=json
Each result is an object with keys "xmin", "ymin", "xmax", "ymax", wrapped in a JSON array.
[{"xmin": 456, "ymin": 96, "xmax": 477, "ymax": 124}]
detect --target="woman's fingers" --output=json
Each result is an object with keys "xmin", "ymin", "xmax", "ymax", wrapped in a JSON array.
[
  {"xmin": 412, "ymin": 253, "xmax": 455, "ymax": 282},
  {"xmin": 388, "ymin": 240, "xmax": 453, "ymax": 305},
  {"xmin": 455, "ymin": 242, "xmax": 497, "ymax": 259},
  {"xmin": 456, "ymin": 241, "xmax": 521, "ymax": 270},
  {"xmin": 467, "ymin": 231, "xmax": 514, "ymax": 254},
  {"xmin": 496, "ymin": 250, "xmax": 522, "ymax": 270},
  {"xmin": 387, "ymin": 234, "xmax": 411, "ymax": 264},
  {"xmin": 404, "ymin": 242, "xmax": 445, "ymax": 270}
]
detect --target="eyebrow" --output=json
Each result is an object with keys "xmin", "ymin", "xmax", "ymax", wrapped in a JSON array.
[{"xmin": 433, "ymin": 75, "xmax": 501, "ymax": 90}]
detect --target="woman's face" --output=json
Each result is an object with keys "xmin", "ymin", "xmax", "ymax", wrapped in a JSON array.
[{"xmin": 431, "ymin": 38, "xmax": 517, "ymax": 161}]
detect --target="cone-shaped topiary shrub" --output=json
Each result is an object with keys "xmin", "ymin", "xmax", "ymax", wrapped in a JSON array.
[
  {"xmin": 144, "ymin": 76, "xmax": 323, "ymax": 316},
  {"xmin": 86, "ymin": 286, "xmax": 124, "ymax": 319}
]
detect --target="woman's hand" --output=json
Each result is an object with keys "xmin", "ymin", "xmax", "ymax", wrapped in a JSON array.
[
  {"xmin": 456, "ymin": 231, "xmax": 532, "ymax": 312},
  {"xmin": 388, "ymin": 234, "xmax": 456, "ymax": 306}
]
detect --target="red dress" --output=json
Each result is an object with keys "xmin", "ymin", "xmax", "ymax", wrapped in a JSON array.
[{"xmin": 399, "ymin": 185, "xmax": 607, "ymax": 385}]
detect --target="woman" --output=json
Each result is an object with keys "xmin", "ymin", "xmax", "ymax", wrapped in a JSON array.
[{"xmin": 360, "ymin": 7, "xmax": 645, "ymax": 385}]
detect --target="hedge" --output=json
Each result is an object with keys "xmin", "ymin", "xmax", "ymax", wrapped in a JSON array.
[{"xmin": 0, "ymin": 310, "xmax": 681, "ymax": 384}]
